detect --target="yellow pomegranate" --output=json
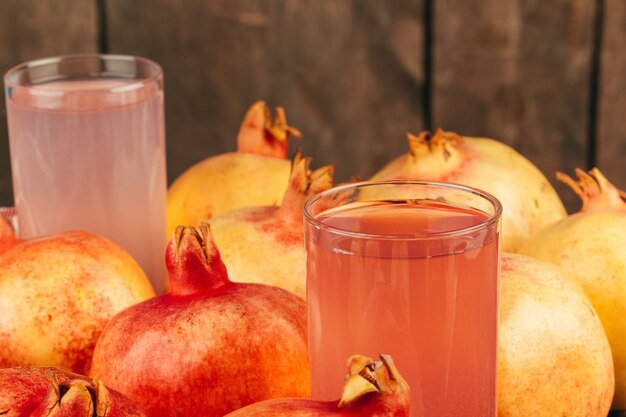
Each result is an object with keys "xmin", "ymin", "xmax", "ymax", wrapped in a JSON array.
[
  {"xmin": 499, "ymin": 253, "xmax": 614, "ymax": 417},
  {"xmin": 0, "ymin": 231, "xmax": 155, "ymax": 375},
  {"xmin": 519, "ymin": 168, "xmax": 626, "ymax": 410},
  {"xmin": 370, "ymin": 129, "xmax": 566, "ymax": 252},
  {"xmin": 210, "ymin": 153, "xmax": 334, "ymax": 299},
  {"xmin": 166, "ymin": 101, "xmax": 301, "ymax": 237}
]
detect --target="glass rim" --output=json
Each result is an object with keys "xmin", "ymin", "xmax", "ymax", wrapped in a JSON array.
[
  {"xmin": 303, "ymin": 179, "xmax": 503, "ymax": 240},
  {"xmin": 4, "ymin": 53, "xmax": 162, "ymax": 93}
]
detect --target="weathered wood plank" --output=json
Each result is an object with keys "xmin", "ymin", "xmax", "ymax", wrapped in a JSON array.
[
  {"xmin": 433, "ymin": 0, "xmax": 596, "ymax": 212},
  {"xmin": 0, "ymin": 0, "xmax": 99, "ymax": 206},
  {"xmin": 106, "ymin": 0, "xmax": 426, "ymax": 186},
  {"xmin": 598, "ymin": 0, "xmax": 626, "ymax": 191}
]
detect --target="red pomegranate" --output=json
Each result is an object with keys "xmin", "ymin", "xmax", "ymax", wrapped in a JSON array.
[
  {"xmin": 0, "ymin": 366, "xmax": 145, "ymax": 417},
  {"xmin": 210, "ymin": 152, "xmax": 334, "ymax": 299},
  {"xmin": 90, "ymin": 223, "xmax": 310, "ymax": 417},
  {"xmin": 224, "ymin": 354, "xmax": 409, "ymax": 417},
  {"xmin": 166, "ymin": 101, "xmax": 301, "ymax": 237}
]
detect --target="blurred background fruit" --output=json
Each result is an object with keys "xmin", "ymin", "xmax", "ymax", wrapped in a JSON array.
[
  {"xmin": 1, "ymin": 1, "xmax": 625, "ymax": 214},
  {"xmin": 369, "ymin": 129, "xmax": 566, "ymax": 252}
]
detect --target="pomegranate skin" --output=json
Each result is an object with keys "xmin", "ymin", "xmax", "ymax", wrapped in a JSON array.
[
  {"xmin": 0, "ymin": 231, "xmax": 155, "ymax": 375},
  {"xmin": 498, "ymin": 253, "xmax": 614, "ymax": 417},
  {"xmin": 210, "ymin": 206, "xmax": 306, "ymax": 296},
  {"xmin": 371, "ymin": 130, "xmax": 566, "ymax": 252},
  {"xmin": 0, "ymin": 366, "xmax": 145, "ymax": 417},
  {"xmin": 0, "ymin": 216, "xmax": 19, "ymax": 254},
  {"xmin": 224, "ymin": 354, "xmax": 410, "ymax": 417},
  {"xmin": 90, "ymin": 224, "xmax": 310, "ymax": 417},
  {"xmin": 519, "ymin": 168, "xmax": 626, "ymax": 409},
  {"xmin": 210, "ymin": 154, "xmax": 334, "ymax": 299}
]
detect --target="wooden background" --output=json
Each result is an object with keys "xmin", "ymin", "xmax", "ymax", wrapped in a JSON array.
[{"xmin": 0, "ymin": 0, "xmax": 624, "ymax": 213}]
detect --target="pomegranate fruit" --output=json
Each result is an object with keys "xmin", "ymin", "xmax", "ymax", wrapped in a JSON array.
[
  {"xmin": 498, "ymin": 253, "xmax": 614, "ymax": 417},
  {"xmin": 166, "ymin": 101, "xmax": 301, "ymax": 237},
  {"xmin": 210, "ymin": 152, "xmax": 334, "ymax": 299},
  {"xmin": 90, "ymin": 223, "xmax": 310, "ymax": 417},
  {"xmin": 519, "ymin": 168, "xmax": 626, "ymax": 409},
  {"xmin": 0, "ymin": 231, "xmax": 155, "ymax": 375},
  {"xmin": 224, "ymin": 354, "xmax": 409, "ymax": 417},
  {"xmin": 0, "ymin": 214, "xmax": 19, "ymax": 254},
  {"xmin": 0, "ymin": 366, "xmax": 145, "ymax": 416},
  {"xmin": 370, "ymin": 129, "xmax": 566, "ymax": 252}
]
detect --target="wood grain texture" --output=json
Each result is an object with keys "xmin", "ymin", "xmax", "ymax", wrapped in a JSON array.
[
  {"xmin": 105, "ymin": 0, "xmax": 426, "ymax": 186},
  {"xmin": 598, "ymin": 0, "xmax": 626, "ymax": 191},
  {"xmin": 433, "ymin": 0, "xmax": 596, "ymax": 212},
  {"xmin": 0, "ymin": 0, "xmax": 99, "ymax": 206}
]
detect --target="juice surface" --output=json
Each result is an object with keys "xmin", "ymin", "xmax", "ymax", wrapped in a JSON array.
[
  {"xmin": 6, "ymin": 78, "xmax": 167, "ymax": 291},
  {"xmin": 307, "ymin": 199, "xmax": 499, "ymax": 417}
]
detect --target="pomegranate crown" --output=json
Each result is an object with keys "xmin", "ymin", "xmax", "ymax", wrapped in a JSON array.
[
  {"xmin": 16, "ymin": 368, "xmax": 129, "ymax": 417},
  {"xmin": 407, "ymin": 129, "xmax": 463, "ymax": 158},
  {"xmin": 557, "ymin": 168, "xmax": 626, "ymax": 213},
  {"xmin": 165, "ymin": 223, "xmax": 230, "ymax": 296},
  {"xmin": 400, "ymin": 129, "xmax": 465, "ymax": 177},
  {"xmin": 236, "ymin": 100, "xmax": 302, "ymax": 158},
  {"xmin": 338, "ymin": 354, "xmax": 409, "ymax": 413},
  {"xmin": 279, "ymin": 151, "xmax": 335, "ymax": 224}
]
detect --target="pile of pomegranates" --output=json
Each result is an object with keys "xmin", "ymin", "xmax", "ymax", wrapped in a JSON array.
[{"xmin": 3, "ymin": 100, "xmax": 626, "ymax": 417}]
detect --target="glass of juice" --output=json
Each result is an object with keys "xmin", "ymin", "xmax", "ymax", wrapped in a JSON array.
[
  {"xmin": 304, "ymin": 180, "xmax": 502, "ymax": 417},
  {"xmin": 4, "ymin": 54, "xmax": 167, "ymax": 292}
]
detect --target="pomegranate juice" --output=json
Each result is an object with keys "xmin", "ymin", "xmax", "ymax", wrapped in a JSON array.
[
  {"xmin": 6, "ymin": 78, "xmax": 167, "ymax": 291},
  {"xmin": 306, "ymin": 200, "xmax": 499, "ymax": 417}
]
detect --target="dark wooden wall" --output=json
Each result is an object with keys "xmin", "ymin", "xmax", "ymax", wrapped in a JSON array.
[{"xmin": 1, "ymin": 0, "xmax": 624, "ymax": 213}]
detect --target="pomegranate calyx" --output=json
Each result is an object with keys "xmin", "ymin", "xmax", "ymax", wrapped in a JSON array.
[
  {"xmin": 338, "ymin": 354, "xmax": 408, "ymax": 410},
  {"xmin": 279, "ymin": 151, "xmax": 335, "ymax": 224},
  {"xmin": 338, "ymin": 356, "xmax": 380, "ymax": 408},
  {"xmin": 94, "ymin": 380, "xmax": 112, "ymax": 417},
  {"xmin": 557, "ymin": 168, "xmax": 626, "ymax": 213},
  {"xmin": 404, "ymin": 129, "xmax": 464, "ymax": 174},
  {"xmin": 237, "ymin": 101, "xmax": 302, "ymax": 159},
  {"xmin": 42, "ymin": 377, "xmax": 96, "ymax": 417},
  {"xmin": 166, "ymin": 224, "xmax": 230, "ymax": 296}
]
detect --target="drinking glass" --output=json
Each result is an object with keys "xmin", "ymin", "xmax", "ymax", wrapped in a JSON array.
[
  {"xmin": 304, "ymin": 180, "xmax": 502, "ymax": 417},
  {"xmin": 4, "ymin": 54, "xmax": 167, "ymax": 292}
]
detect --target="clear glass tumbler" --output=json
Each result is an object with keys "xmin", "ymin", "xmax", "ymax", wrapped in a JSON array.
[
  {"xmin": 304, "ymin": 180, "xmax": 502, "ymax": 417},
  {"xmin": 4, "ymin": 54, "xmax": 167, "ymax": 292}
]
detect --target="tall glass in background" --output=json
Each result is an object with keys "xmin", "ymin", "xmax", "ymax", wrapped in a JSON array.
[
  {"xmin": 4, "ymin": 54, "xmax": 167, "ymax": 292},
  {"xmin": 304, "ymin": 180, "xmax": 502, "ymax": 417}
]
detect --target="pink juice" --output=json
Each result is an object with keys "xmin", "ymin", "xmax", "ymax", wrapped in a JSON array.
[
  {"xmin": 306, "ymin": 199, "xmax": 499, "ymax": 417},
  {"xmin": 6, "ymin": 77, "xmax": 167, "ymax": 291}
]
